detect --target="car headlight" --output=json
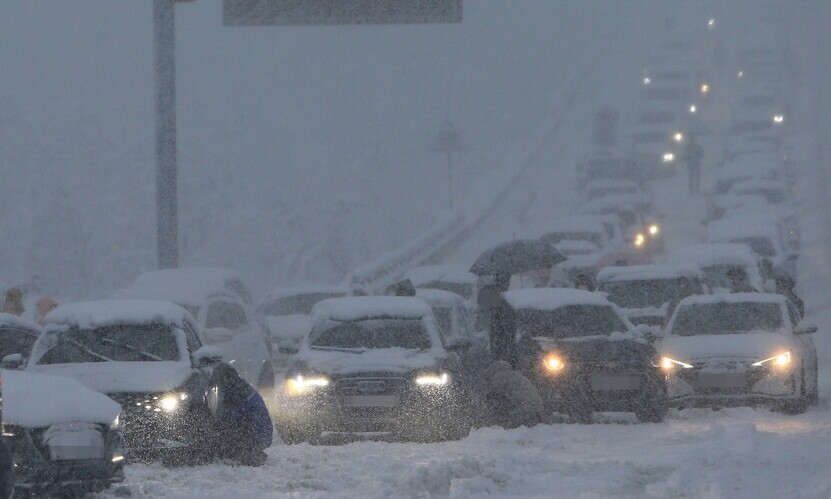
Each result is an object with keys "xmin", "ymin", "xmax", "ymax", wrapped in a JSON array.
[
  {"xmin": 700, "ymin": 82, "xmax": 710, "ymax": 95},
  {"xmin": 657, "ymin": 356, "xmax": 693, "ymax": 370},
  {"xmin": 285, "ymin": 374, "xmax": 330, "ymax": 396},
  {"xmin": 110, "ymin": 413, "xmax": 121, "ymax": 430},
  {"xmin": 662, "ymin": 152, "xmax": 675, "ymax": 163},
  {"xmin": 643, "ymin": 76, "xmax": 651, "ymax": 85},
  {"xmin": 542, "ymin": 353, "xmax": 565, "ymax": 373},
  {"xmin": 634, "ymin": 232, "xmax": 646, "ymax": 248},
  {"xmin": 752, "ymin": 351, "xmax": 791, "ymax": 368},
  {"xmin": 689, "ymin": 104, "xmax": 697, "ymax": 114},
  {"xmin": 648, "ymin": 224, "xmax": 660, "ymax": 236},
  {"xmin": 673, "ymin": 132, "xmax": 684, "ymax": 143},
  {"xmin": 415, "ymin": 373, "xmax": 450, "ymax": 386},
  {"xmin": 773, "ymin": 114, "xmax": 785, "ymax": 124},
  {"xmin": 158, "ymin": 393, "xmax": 188, "ymax": 413}
]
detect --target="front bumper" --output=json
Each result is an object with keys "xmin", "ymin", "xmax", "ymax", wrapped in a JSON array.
[{"xmin": 665, "ymin": 363, "xmax": 797, "ymax": 407}]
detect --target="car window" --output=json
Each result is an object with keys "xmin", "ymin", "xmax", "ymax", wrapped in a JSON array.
[
  {"xmin": 0, "ymin": 327, "xmax": 38, "ymax": 359},
  {"xmin": 205, "ymin": 301, "xmax": 248, "ymax": 330},
  {"xmin": 733, "ymin": 237, "xmax": 776, "ymax": 257},
  {"xmin": 310, "ymin": 318, "xmax": 431, "ymax": 350},
  {"xmin": 517, "ymin": 305, "xmax": 630, "ymax": 339},
  {"xmin": 36, "ymin": 324, "xmax": 180, "ymax": 364},
  {"xmin": 432, "ymin": 307, "xmax": 453, "ymax": 340},
  {"xmin": 181, "ymin": 321, "xmax": 203, "ymax": 353},
  {"xmin": 602, "ymin": 279, "xmax": 681, "ymax": 308},
  {"xmin": 420, "ymin": 281, "xmax": 473, "ymax": 300}
]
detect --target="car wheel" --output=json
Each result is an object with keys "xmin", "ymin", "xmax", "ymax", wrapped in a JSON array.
[{"xmin": 777, "ymin": 368, "xmax": 809, "ymax": 415}]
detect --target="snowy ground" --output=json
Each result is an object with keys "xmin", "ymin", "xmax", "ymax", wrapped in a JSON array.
[{"xmin": 102, "ymin": 5, "xmax": 831, "ymax": 499}]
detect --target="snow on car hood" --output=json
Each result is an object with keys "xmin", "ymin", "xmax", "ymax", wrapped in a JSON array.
[
  {"xmin": 265, "ymin": 315, "xmax": 310, "ymax": 342},
  {"xmin": 27, "ymin": 361, "xmax": 194, "ymax": 394},
  {"xmin": 2, "ymin": 370, "xmax": 121, "ymax": 427},
  {"xmin": 659, "ymin": 332, "xmax": 792, "ymax": 361},
  {"xmin": 295, "ymin": 347, "xmax": 445, "ymax": 375}
]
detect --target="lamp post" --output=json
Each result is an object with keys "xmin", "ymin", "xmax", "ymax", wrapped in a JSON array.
[{"xmin": 432, "ymin": 122, "xmax": 465, "ymax": 210}]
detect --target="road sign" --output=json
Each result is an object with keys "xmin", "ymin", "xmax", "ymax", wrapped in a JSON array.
[{"xmin": 223, "ymin": 0, "xmax": 462, "ymax": 26}]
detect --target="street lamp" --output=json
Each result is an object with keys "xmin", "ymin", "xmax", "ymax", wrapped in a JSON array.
[{"xmin": 432, "ymin": 122, "xmax": 466, "ymax": 210}]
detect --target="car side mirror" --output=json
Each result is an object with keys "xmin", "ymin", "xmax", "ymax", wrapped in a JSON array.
[
  {"xmin": 193, "ymin": 345, "xmax": 223, "ymax": 367},
  {"xmin": 446, "ymin": 337, "xmax": 472, "ymax": 352},
  {"xmin": 2, "ymin": 353, "xmax": 24, "ymax": 370},
  {"xmin": 795, "ymin": 323, "xmax": 818, "ymax": 335},
  {"xmin": 204, "ymin": 327, "xmax": 234, "ymax": 344}
]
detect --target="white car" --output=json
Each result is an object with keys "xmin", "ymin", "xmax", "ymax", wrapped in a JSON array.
[
  {"xmin": 658, "ymin": 293, "xmax": 818, "ymax": 413},
  {"xmin": 727, "ymin": 178, "xmax": 790, "ymax": 205},
  {"xmin": 706, "ymin": 218, "xmax": 795, "ymax": 280},
  {"xmin": 403, "ymin": 265, "xmax": 479, "ymax": 310},
  {"xmin": 117, "ymin": 276, "xmax": 274, "ymax": 390},
  {"xmin": 27, "ymin": 300, "xmax": 226, "ymax": 462},
  {"xmin": 667, "ymin": 243, "xmax": 767, "ymax": 293},
  {"xmin": 275, "ymin": 296, "xmax": 471, "ymax": 443},
  {"xmin": 582, "ymin": 179, "xmax": 642, "ymax": 202},
  {"xmin": 713, "ymin": 154, "xmax": 784, "ymax": 194}
]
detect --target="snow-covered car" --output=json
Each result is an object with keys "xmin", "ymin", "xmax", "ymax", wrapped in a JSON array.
[
  {"xmin": 275, "ymin": 297, "xmax": 471, "ymax": 443},
  {"xmin": 0, "ymin": 314, "xmax": 42, "ymax": 370},
  {"xmin": 552, "ymin": 239, "xmax": 601, "ymax": 258},
  {"xmin": 1, "ymin": 370, "xmax": 125, "ymax": 495},
  {"xmin": 402, "ymin": 265, "xmax": 479, "ymax": 309},
  {"xmin": 415, "ymin": 289, "xmax": 489, "ymax": 380},
  {"xmin": 706, "ymin": 218, "xmax": 795, "ymax": 280},
  {"xmin": 727, "ymin": 178, "xmax": 790, "ymax": 205},
  {"xmin": 704, "ymin": 194, "xmax": 768, "ymax": 224},
  {"xmin": 582, "ymin": 179, "xmax": 642, "ymax": 202},
  {"xmin": 540, "ymin": 217, "xmax": 611, "ymax": 251},
  {"xmin": 27, "ymin": 300, "xmax": 225, "ymax": 463},
  {"xmin": 577, "ymin": 148, "xmax": 640, "ymax": 186},
  {"xmin": 630, "ymin": 113, "xmax": 683, "ymax": 175},
  {"xmin": 257, "ymin": 286, "xmax": 348, "ymax": 366},
  {"xmin": 667, "ymin": 243, "xmax": 767, "ymax": 292},
  {"xmin": 596, "ymin": 264, "xmax": 705, "ymax": 330},
  {"xmin": 658, "ymin": 293, "xmax": 818, "ymax": 413},
  {"xmin": 506, "ymin": 289, "xmax": 667, "ymax": 423},
  {"xmin": 713, "ymin": 155, "xmax": 784, "ymax": 194},
  {"xmin": 116, "ymin": 280, "xmax": 274, "ymax": 390}
]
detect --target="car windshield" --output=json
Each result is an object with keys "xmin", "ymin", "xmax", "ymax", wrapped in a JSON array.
[
  {"xmin": 701, "ymin": 264, "xmax": 747, "ymax": 289},
  {"xmin": 205, "ymin": 301, "xmax": 248, "ymax": 330},
  {"xmin": 602, "ymin": 279, "xmax": 681, "ymax": 308},
  {"xmin": 670, "ymin": 302, "xmax": 784, "ymax": 336},
  {"xmin": 517, "ymin": 305, "xmax": 629, "ymax": 339},
  {"xmin": 259, "ymin": 293, "xmax": 344, "ymax": 316},
  {"xmin": 36, "ymin": 324, "xmax": 180, "ymax": 364},
  {"xmin": 420, "ymin": 281, "xmax": 473, "ymax": 300},
  {"xmin": 309, "ymin": 318, "xmax": 431, "ymax": 350},
  {"xmin": 0, "ymin": 328, "xmax": 38, "ymax": 359},
  {"xmin": 733, "ymin": 237, "xmax": 776, "ymax": 257}
]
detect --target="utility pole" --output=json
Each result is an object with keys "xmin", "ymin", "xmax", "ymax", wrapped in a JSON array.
[
  {"xmin": 432, "ymin": 121, "xmax": 465, "ymax": 211},
  {"xmin": 154, "ymin": 0, "xmax": 179, "ymax": 269}
]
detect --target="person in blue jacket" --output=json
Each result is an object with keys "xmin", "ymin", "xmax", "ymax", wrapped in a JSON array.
[{"xmin": 209, "ymin": 364, "xmax": 273, "ymax": 466}]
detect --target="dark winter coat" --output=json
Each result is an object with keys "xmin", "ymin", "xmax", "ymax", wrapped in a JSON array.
[{"xmin": 212, "ymin": 364, "xmax": 273, "ymax": 452}]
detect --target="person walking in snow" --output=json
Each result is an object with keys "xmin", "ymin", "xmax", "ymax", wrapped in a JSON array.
[{"xmin": 682, "ymin": 135, "xmax": 704, "ymax": 194}]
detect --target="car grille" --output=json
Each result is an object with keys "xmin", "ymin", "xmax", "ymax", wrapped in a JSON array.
[
  {"xmin": 334, "ymin": 377, "xmax": 409, "ymax": 396},
  {"xmin": 107, "ymin": 393, "xmax": 164, "ymax": 443},
  {"xmin": 677, "ymin": 361, "xmax": 768, "ymax": 394}
]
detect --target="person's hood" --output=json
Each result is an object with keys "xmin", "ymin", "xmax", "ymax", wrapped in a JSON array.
[
  {"xmin": 658, "ymin": 332, "xmax": 793, "ymax": 363},
  {"xmin": 531, "ymin": 333, "xmax": 654, "ymax": 362},
  {"xmin": 264, "ymin": 314, "xmax": 310, "ymax": 342},
  {"xmin": 27, "ymin": 361, "xmax": 194, "ymax": 394},
  {"xmin": 294, "ymin": 346, "xmax": 446, "ymax": 376}
]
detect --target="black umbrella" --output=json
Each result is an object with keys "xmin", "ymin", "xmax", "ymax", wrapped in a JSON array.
[{"xmin": 469, "ymin": 239, "xmax": 566, "ymax": 277}]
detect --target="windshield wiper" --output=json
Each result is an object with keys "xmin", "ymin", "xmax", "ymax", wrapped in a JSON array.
[
  {"xmin": 101, "ymin": 338, "xmax": 163, "ymax": 361},
  {"xmin": 66, "ymin": 338, "xmax": 115, "ymax": 362}
]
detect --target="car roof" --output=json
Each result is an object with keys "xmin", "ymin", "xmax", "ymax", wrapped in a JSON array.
[
  {"xmin": 677, "ymin": 292, "xmax": 787, "ymax": 308},
  {"xmin": 667, "ymin": 244, "xmax": 759, "ymax": 266},
  {"xmin": 0, "ymin": 313, "xmax": 42, "ymax": 333},
  {"xmin": 502, "ymin": 288, "xmax": 611, "ymax": 311},
  {"xmin": 415, "ymin": 288, "xmax": 465, "ymax": 307},
  {"xmin": 44, "ymin": 299, "xmax": 196, "ymax": 330},
  {"xmin": 114, "ymin": 285, "xmax": 240, "ymax": 308},
  {"xmin": 707, "ymin": 219, "xmax": 781, "ymax": 241}
]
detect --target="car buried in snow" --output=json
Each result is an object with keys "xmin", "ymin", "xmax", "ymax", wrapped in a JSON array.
[
  {"xmin": 667, "ymin": 243, "xmax": 767, "ymax": 293},
  {"xmin": 658, "ymin": 293, "xmax": 818, "ymax": 413},
  {"xmin": 26, "ymin": 300, "xmax": 226, "ymax": 465},
  {"xmin": 1, "ymin": 370, "xmax": 125, "ymax": 495},
  {"xmin": 507, "ymin": 289, "xmax": 668, "ymax": 423},
  {"xmin": 275, "ymin": 296, "xmax": 472, "ymax": 444}
]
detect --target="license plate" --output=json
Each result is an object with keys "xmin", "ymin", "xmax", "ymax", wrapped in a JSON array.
[
  {"xmin": 341, "ymin": 395, "xmax": 400, "ymax": 407},
  {"xmin": 696, "ymin": 373, "xmax": 745, "ymax": 388},
  {"xmin": 590, "ymin": 374, "xmax": 641, "ymax": 391},
  {"xmin": 48, "ymin": 429, "xmax": 105, "ymax": 460}
]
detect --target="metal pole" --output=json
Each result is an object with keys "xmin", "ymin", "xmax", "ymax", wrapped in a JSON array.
[
  {"xmin": 154, "ymin": 0, "xmax": 179, "ymax": 268},
  {"xmin": 447, "ymin": 151, "xmax": 453, "ymax": 210}
]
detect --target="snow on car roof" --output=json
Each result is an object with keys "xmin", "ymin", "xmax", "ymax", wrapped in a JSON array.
[
  {"xmin": 44, "ymin": 299, "xmax": 195, "ymax": 330},
  {"xmin": 0, "ymin": 312, "xmax": 42, "ymax": 332},
  {"xmin": 716, "ymin": 160, "xmax": 783, "ymax": 182},
  {"xmin": 667, "ymin": 244, "xmax": 760, "ymax": 267},
  {"xmin": 415, "ymin": 288, "xmax": 465, "ymax": 307},
  {"xmin": 596, "ymin": 264, "xmax": 701, "ymax": 284},
  {"xmin": 311, "ymin": 296, "xmax": 433, "ymax": 323},
  {"xmin": 502, "ymin": 288, "xmax": 611, "ymax": 311},
  {"xmin": 114, "ymin": 284, "xmax": 239, "ymax": 308},
  {"xmin": 677, "ymin": 292, "xmax": 787, "ymax": 308},
  {"xmin": 403, "ymin": 265, "xmax": 477, "ymax": 285},
  {"xmin": 729, "ymin": 177, "xmax": 789, "ymax": 192}
]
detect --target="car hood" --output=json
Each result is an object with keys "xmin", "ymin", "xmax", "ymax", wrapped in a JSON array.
[
  {"xmin": 658, "ymin": 332, "xmax": 792, "ymax": 361},
  {"xmin": 1, "ymin": 369, "xmax": 121, "ymax": 427},
  {"xmin": 531, "ymin": 334, "xmax": 654, "ymax": 362},
  {"xmin": 28, "ymin": 361, "xmax": 194, "ymax": 394},
  {"xmin": 265, "ymin": 315, "xmax": 310, "ymax": 342},
  {"xmin": 295, "ymin": 347, "xmax": 446, "ymax": 375}
]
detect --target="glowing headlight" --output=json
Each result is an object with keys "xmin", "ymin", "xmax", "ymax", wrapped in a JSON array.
[
  {"xmin": 737, "ymin": 70, "xmax": 744, "ymax": 79},
  {"xmin": 659, "ymin": 356, "xmax": 693, "ymax": 370},
  {"xmin": 707, "ymin": 18, "xmax": 715, "ymax": 29},
  {"xmin": 752, "ymin": 351, "xmax": 791, "ymax": 368},
  {"xmin": 700, "ymin": 83, "xmax": 710, "ymax": 95},
  {"xmin": 111, "ymin": 454, "xmax": 125, "ymax": 463},
  {"xmin": 415, "ymin": 373, "xmax": 450, "ymax": 386},
  {"xmin": 662, "ymin": 152, "xmax": 675, "ymax": 163},
  {"xmin": 286, "ymin": 375, "xmax": 330, "ymax": 396},
  {"xmin": 158, "ymin": 393, "xmax": 187, "ymax": 413},
  {"xmin": 689, "ymin": 104, "xmax": 697, "ymax": 114},
  {"xmin": 543, "ymin": 353, "xmax": 565, "ymax": 373},
  {"xmin": 673, "ymin": 132, "xmax": 684, "ymax": 143},
  {"xmin": 648, "ymin": 224, "xmax": 660, "ymax": 236},
  {"xmin": 773, "ymin": 114, "xmax": 785, "ymax": 124},
  {"xmin": 643, "ymin": 76, "xmax": 651, "ymax": 85},
  {"xmin": 634, "ymin": 233, "xmax": 646, "ymax": 248}
]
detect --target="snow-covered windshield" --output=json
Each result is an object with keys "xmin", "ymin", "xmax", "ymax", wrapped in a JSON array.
[
  {"xmin": 36, "ymin": 325, "xmax": 180, "ymax": 364},
  {"xmin": 517, "ymin": 305, "xmax": 629, "ymax": 339},
  {"xmin": 602, "ymin": 279, "xmax": 680, "ymax": 308},
  {"xmin": 205, "ymin": 301, "xmax": 248, "ymax": 330},
  {"xmin": 259, "ymin": 293, "xmax": 344, "ymax": 316},
  {"xmin": 0, "ymin": 328, "xmax": 38, "ymax": 359},
  {"xmin": 733, "ymin": 237, "xmax": 776, "ymax": 257},
  {"xmin": 670, "ymin": 302, "xmax": 783, "ymax": 336},
  {"xmin": 701, "ymin": 264, "xmax": 747, "ymax": 289},
  {"xmin": 432, "ymin": 308, "xmax": 452, "ymax": 339},
  {"xmin": 309, "ymin": 318, "xmax": 431, "ymax": 350}
]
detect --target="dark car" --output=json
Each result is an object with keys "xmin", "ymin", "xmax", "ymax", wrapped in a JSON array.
[{"xmin": 505, "ymin": 289, "xmax": 667, "ymax": 423}]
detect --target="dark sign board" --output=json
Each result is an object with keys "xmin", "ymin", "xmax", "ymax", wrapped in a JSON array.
[{"xmin": 223, "ymin": 0, "xmax": 462, "ymax": 26}]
